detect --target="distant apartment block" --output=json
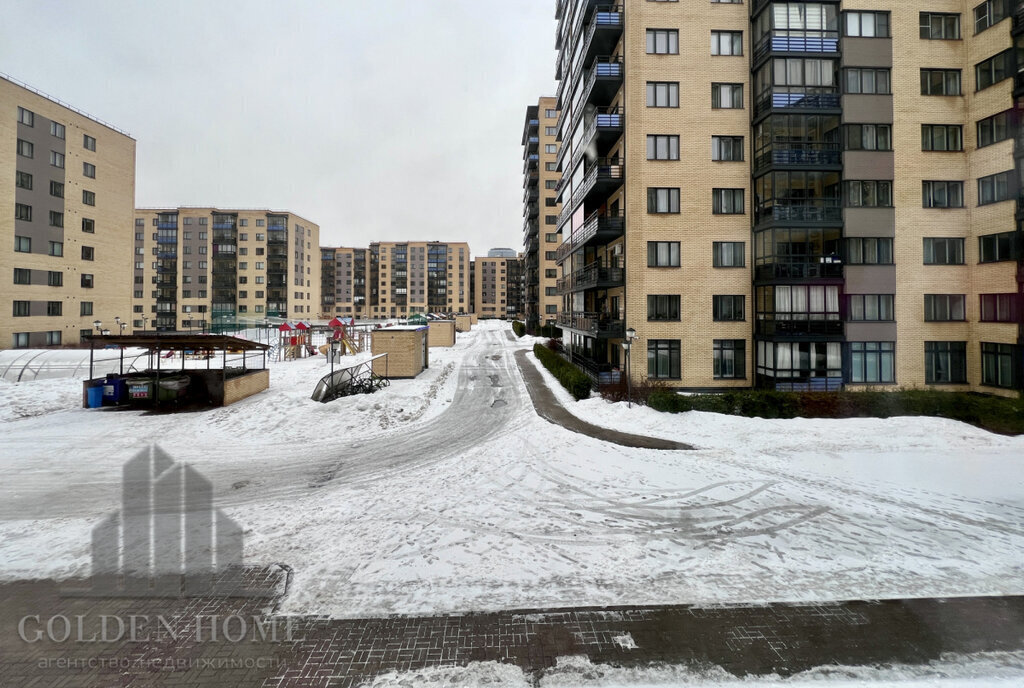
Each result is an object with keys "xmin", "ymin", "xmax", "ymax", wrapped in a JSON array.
[
  {"xmin": 474, "ymin": 255, "xmax": 517, "ymax": 319},
  {"xmin": 133, "ymin": 208, "xmax": 320, "ymax": 331},
  {"xmin": 2, "ymin": 75, "xmax": 136, "ymax": 348},
  {"xmin": 321, "ymin": 241, "xmax": 472, "ymax": 319},
  {"xmin": 523, "ymin": 98, "xmax": 563, "ymax": 333}
]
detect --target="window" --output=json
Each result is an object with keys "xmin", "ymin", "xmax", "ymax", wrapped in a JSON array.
[
  {"xmin": 647, "ymin": 295, "xmax": 680, "ymax": 321},
  {"xmin": 979, "ymin": 231, "xmax": 1017, "ymax": 262},
  {"xmin": 924, "ymin": 294, "xmax": 966, "ymax": 321},
  {"xmin": 14, "ymin": 268, "xmax": 31, "ymax": 285},
  {"xmin": 18, "ymin": 107, "xmax": 34, "ymax": 126},
  {"xmin": 977, "ymin": 110, "xmax": 1011, "ymax": 148},
  {"xmin": 648, "ymin": 340, "xmax": 681, "ymax": 379},
  {"xmin": 545, "ymin": 232, "xmax": 558, "ymax": 243},
  {"xmin": 849, "ymin": 342, "xmax": 895, "ymax": 383},
  {"xmin": 713, "ymin": 295, "xmax": 744, "ymax": 321},
  {"xmin": 15, "ymin": 204, "xmax": 32, "ymax": 222},
  {"xmin": 81, "ymin": 218, "xmax": 96, "ymax": 234},
  {"xmin": 920, "ymin": 69, "xmax": 961, "ymax": 95},
  {"xmin": 923, "ymin": 238, "xmax": 965, "ymax": 265},
  {"xmin": 48, "ymin": 241, "xmax": 63, "ymax": 257},
  {"xmin": 975, "ymin": 50, "xmax": 1012, "ymax": 90},
  {"xmin": 45, "ymin": 331, "xmax": 61, "ymax": 346},
  {"xmin": 83, "ymin": 134, "xmax": 97, "ymax": 151},
  {"xmin": 974, "ymin": 0, "xmax": 1009, "ymax": 34},
  {"xmin": 46, "ymin": 121, "xmax": 65, "ymax": 139},
  {"xmin": 545, "ymin": 126, "xmax": 556, "ymax": 136},
  {"xmin": 16, "ymin": 171, "xmax": 32, "ymax": 189},
  {"xmin": 545, "ymin": 109, "xmax": 558, "ymax": 118},
  {"xmin": 544, "ymin": 144, "xmax": 557, "ymax": 153},
  {"xmin": 12, "ymin": 333, "xmax": 29, "ymax": 349},
  {"xmin": 848, "ymin": 294, "xmax": 894, "ymax": 321},
  {"xmin": 647, "ymin": 29, "xmax": 679, "ymax": 54},
  {"xmin": 844, "ymin": 180, "xmax": 892, "ymax": 207},
  {"xmin": 544, "ymin": 180, "xmax": 557, "ymax": 189},
  {"xmin": 49, "ymin": 151, "xmax": 64, "ymax": 168},
  {"xmin": 711, "ymin": 30, "xmax": 742, "ymax": 55},
  {"xmin": 199, "ymin": 218, "xmax": 207, "ymax": 226},
  {"xmin": 713, "ymin": 241, "xmax": 745, "ymax": 267},
  {"xmin": 925, "ymin": 342, "xmax": 967, "ymax": 383},
  {"xmin": 843, "ymin": 124, "xmax": 891, "ymax": 151},
  {"xmin": 545, "ymin": 162, "xmax": 557, "ymax": 171},
  {"xmin": 81, "ymin": 274, "xmax": 94, "ymax": 289},
  {"xmin": 921, "ymin": 12, "xmax": 960, "ymax": 39},
  {"xmin": 981, "ymin": 343, "xmax": 1017, "ymax": 388},
  {"xmin": 647, "ymin": 81, "xmax": 679, "ymax": 107},
  {"xmin": 13, "ymin": 301, "xmax": 29, "ymax": 317},
  {"xmin": 646, "ymin": 135, "xmax": 679, "ymax": 160},
  {"xmin": 845, "ymin": 11, "xmax": 889, "ymax": 37},
  {"xmin": 980, "ymin": 294, "xmax": 1019, "ymax": 322},
  {"xmin": 49, "ymin": 212, "xmax": 63, "ymax": 229},
  {"xmin": 46, "ymin": 301, "xmax": 62, "ymax": 316},
  {"xmin": 545, "ymin": 215, "xmax": 558, "ymax": 225},
  {"xmin": 80, "ymin": 246, "xmax": 94, "ymax": 261},
  {"xmin": 16, "ymin": 139, "xmax": 33, "ymax": 158},
  {"xmin": 711, "ymin": 83, "xmax": 743, "ymax": 108},
  {"xmin": 846, "ymin": 237, "xmax": 893, "ymax": 264},
  {"xmin": 47, "ymin": 180, "xmax": 64, "ymax": 198},
  {"xmin": 712, "ymin": 136, "xmax": 743, "ymax": 161},
  {"xmin": 921, "ymin": 124, "xmax": 963, "ymax": 151},
  {"xmin": 256, "ymin": 219, "xmax": 265, "ymax": 227},
  {"xmin": 83, "ymin": 162, "xmax": 96, "ymax": 178},
  {"xmin": 844, "ymin": 68, "xmax": 890, "ymax": 94},
  {"xmin": 648, "ymin": 241, "xmax": 680, "ymax": 267},
  {"xmin": 82, "ymin": 190, "xmax": 96, "ymax": 206},
  {"xmin": 714, "ymin": 340, "xmax": 746, "ymax": 379},
  {"xmin": 15, "ymin": 236, "xmax": 31, "ymax": 253},
  {"xmin": 712, "ymin": 189, "xmax": 744, "ymax": 214},
  {"xmin": 977, "ymin": 170, "xmax": 1013, "ymax": 205},
  {"xmin": 923, "ymin": 181, "xmax": 964, "ymax": 208},
  {"xmin": 647, "ymin": 187, "xmax": 680, "ymax": 213},
  {"xmin": 80, "ymin": 301, "xmax": 94, "ymax": 316},
  {"xmin": 48, "ymin": 271, "xmax": 62, "ymax": 287}
]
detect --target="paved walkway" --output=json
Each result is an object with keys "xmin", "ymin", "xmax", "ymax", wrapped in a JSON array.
[{"xmin": 513, "ymin": 348, "xmax": 693, "ymax": 451}]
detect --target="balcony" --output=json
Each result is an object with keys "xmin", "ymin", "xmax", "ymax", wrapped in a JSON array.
[
  {"xmin": 755, "ymin": 316, "xmax": 844, "ymax": 337},
  {"xmin": 572, "ymin": 159, "xmax": 625, "ymax": 212},
  {"xmin": 582, "ymin": 56, "xmax": 623, "ymax": 108},
  {"xmin": 557, "ymin": 311, "xmax": 625, "ymax": 338},
  {"xmin": 524, "ymin": 202, "xmax": 539, "ymax": 219},
  {"xmin": 556, "ymin": 210, "xmax": 625, "ymax": 264},
  {"xmin": 156, "ymin": 251, "xmax": 177, "ymax": 260},
  {"xmin": 212, "ymin": 222, "xmax": 236, "ymax": 231},
  {"xmin": 523, "ymin": 171, "xmax": 538, "ymax": 188},
  {"xmin": 754, "ymin": 259, "xmax": 844, "ymax": 281},
  {"xmin": 523, "ymin": 153, "xmax": 539, "ymax": 173},
  {"xmin": 755, "ymin": 199, "xmax": 842, "ymax": 226},
  {"xmin": 569, "ymin": 351, "xmax": 621, "ymax": 386},
  {"xmin": 213, "ymin": 244, "xmax": 237, "ymax": 256},
  {"xmin": 157, "ymin": 222, "xmax": 178, "ymax": 230},
  {"xmin": 581, "ymin": 6, "xmax": 624, "ymax": 66},
  {"xmin": 525, "ymin": 135, "xmax": 539, "ymax": 154},
  {"xmin": 753, "ymin": 32, "xmax": 840, "ymax": 65},
  {"xmin": 755, "ymin": 87, "xmax": 841, "ymax": 119},
  {"xmin": 213, "ymin": 230, "xmax": 237, "ymax": 243},
  {"xmin": 268, "ymin": 230, "xmax": 287, "ymax": 244},
  {"xmin": 555, "ymin": 258, "xmax": 624, "ymax": 295},
  {"xmin": 754, "ymin": 139, "xmax": 842, "ymax": 172},
  {"xmin": 524, "ymin": 187, "xmax": 539, "ymax": 204},
  {"xmin": 156, "ymin": 235, "xmax": 177, "ymax": 244}
]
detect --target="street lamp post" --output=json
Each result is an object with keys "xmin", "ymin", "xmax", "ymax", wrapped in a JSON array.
[
  {"xmin": 621, "ymin": 327, "xmax": 637, "ymax": 408},
  {"xmin": 329, "ymin": 339, "xmax": 340, "ymax": 379},
  {"xmin": 93, "ymin": 320, "xmax": 102, "ymax": 334}
]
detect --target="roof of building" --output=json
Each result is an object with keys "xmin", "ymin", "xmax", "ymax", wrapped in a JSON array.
[{"xmin": 86, "ymin": 333, "xmax": 270, "ymax": 352}]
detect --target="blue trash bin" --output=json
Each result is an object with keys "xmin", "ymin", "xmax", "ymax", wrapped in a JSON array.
[
  {"xmin": 102, "ymin": 377, "xmax": 128, "ymax": 405},
  {"xmin": 87, "ymin": 384, "xmax": 104, "ymax": 409}
]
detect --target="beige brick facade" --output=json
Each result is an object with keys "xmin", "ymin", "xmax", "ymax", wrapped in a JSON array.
[
  {"xmin": 370, "ymin": 326, "xmax": 428, "ymax": 378},
  {"xmin": 474, "ymin": 256, "xmax": 514, "ymax": 318}
]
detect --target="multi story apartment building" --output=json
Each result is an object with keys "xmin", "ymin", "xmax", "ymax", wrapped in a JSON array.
[
  {"xmin": 522, "ymin": 98, "xmax": 563, "ymax": 333},
  {"xmin": 132, "ymin": 208, "xmax": 320, "ymax": 331},
  {"xmin": 474, "ymin": 255, "xmax": 514, "ymax": 319},
  {"xmin": 546, "ymin": 0, "xmax": 1022, "ymax": 396},
  {"xmin": 321, "ymin": 242, "xmax": 472, "ymax": 319},
  {"xmin": 2, "ymin": 75, "xmax": 136, "ymax": 348}
]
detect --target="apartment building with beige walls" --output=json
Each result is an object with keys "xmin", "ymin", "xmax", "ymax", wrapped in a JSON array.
[
  {"xmin": 544, "ymin": 0, "xmax": 1022, "ymax": 395},
  {"xmin": 2, "ymin": 75, "xmax": 136, "ymax": 348},
  {"xmin": 132, "ymin": 208, "xmax": 320, "ymax": 331},
  {"xmin": 522, "ymin": 98, "xmax": 563, "ymax": 333},
  {"xmin": 474, "ymin": 255, "xmax": 514, "ymax": 319}
]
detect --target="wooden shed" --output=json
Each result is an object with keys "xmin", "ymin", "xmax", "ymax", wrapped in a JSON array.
[
  {"xmin": 427, "ymin": 320, "xmax": 456, "ymax": 347},
  {"xmin": 455, "ymin": 315, "xmax": 472, "ymax": 332},
  {"xmin": 371, "ymin": 325, "xmax": 429, "ymax": 379}
]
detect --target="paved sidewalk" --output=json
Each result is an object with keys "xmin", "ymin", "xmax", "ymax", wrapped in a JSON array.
[{"xmin": 513, "ymin": 348, "xmax": 693, "ymax": 451}]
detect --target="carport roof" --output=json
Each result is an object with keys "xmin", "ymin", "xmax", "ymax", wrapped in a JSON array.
[{"xmin": 86, "ymin": 333, "xmax": 270, "ymax": 352}]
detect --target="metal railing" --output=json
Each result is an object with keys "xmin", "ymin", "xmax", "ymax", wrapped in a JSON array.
[
  {"xmin": 557, "ymin": 311, "xmax": 625, "ymax": 337},
  {"xmin": 753, "ymin": 140, "xmax": 841, "ymax": 170},
  {"xmin": 555, "ymin": 257, "xmax": 624, "ymax": 294},
  {"xmin": 753, "ymin": 33, "xmax": 839, "ymax": 63},
  {"xmin": 755, "ymin": 200, "xmax": 843, "ymax": 225}
]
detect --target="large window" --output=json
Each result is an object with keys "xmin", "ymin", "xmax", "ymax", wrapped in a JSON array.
[
  {"xmin": 16, "ymin": 139, "xmax": 33, "ymax": 158},
  {"xmin": 980, "ymin": 294, "xmax": 1019, "ymax": 322},
  {"xmin": 922, "ymin": 181, "xmax": 964, "ymax": 208},
  {"xmin": 647, "ymin": 295, "xmax": 680, "ymax": 321},
  {"xmin": 17, "ymin": 107, "xmax": 34, "ymax": 126},
  {"xmin": 49, "ymin": 151, "xmax": 65, "ymax": 168},
  {"xmin": 12, "ymin": 301, "xmax": 30, "ymax": 317},
  {"xmin": 924, "ymin": 294, "xmax": 966, "ymax": 321},
  {"xmin": 923, "ymin": 238, "xmax": 965, "ymax": 265},
  {"xmin": 757, "ymin": 341, "xmax": 842, "ymax": 381},
  {"xmin": 846, "ymin": 237, "xmax": 893, "ymax": 264},
  {"xmin": 974, "ymin": 0, "xmax": 1009, "ymax": 34},
  {"xmin": 925, "ymin": 342, "xmax": 967, "ymax": 383},
  {"xmin": 14, "ymin": 268, "xmax": 31, "ymax": 285},
  {"xmin": 920, "ymin": 12, "xmax": 961, "ymax": 39},
  {"xmin": 647, "ymin": 187, "xmax": 680, "ymax": 213},
  {"xmin": 15, "ymin": 171, "xmax": 32, "ymax": 189},
  {"xmin": 977, "ymin": 110, "xmax": 1011, "ymax": 148},
  {"xmin": 844, "ymin": 180, "xmax": 892, "ymax": 207},
  {"xmin": 979, "ymin": 231, "xmax": 1017, "ymax": 262},
  {"xmin": 648, "ymin": 340, "xmax": 681, "ymax": 379},
  {"xmin": 713, "ymin": 340, "xmax": 746, "ymax": 379},
  {"xmin": 843, "ymin": 124, "xmax": 891, "ymax": 151},
  {"xmin": 981, "ymin": 343, "xmax": 1017, "ymax": 389},
  {"xmin": 711, "ymin": 83, "xmax": 743, "ymax": 109},
  {"xmin": 849, "ymin": 342, "xmax": 895, "ymax": 383},
  {"xmin": 844, "ymin": 11, "xmax": 889, "ymax": 37},
  {"xmin": 15, "ymin": 204, "xmax": 32, "ymax": 222},
  {"xmin": 647, "ymin": 241, "xmax": 680, "ymax": 267},
  {"xmin": 711, "ymin": 30, "xmax": 743, "ymax": 55},
  {"xmin": 647, "ymin": 81, "xmax": 679, "ymax": 107},
  {"xmin": 844, "ymin": 68, "xmax": 890, "ymax": 94},
  {"xmin": 921, "ymin": 124, "xmax": 962, "ymax": 151},
  {"xmin": 712, "ymin": 241, "xmax": 745, "ymax": 267},
  {"xmin": 713, "ymin": 295, "xmax": 744, "ymax": 321},
  {"xmin": 647, "ymin": 29, "xmax": 679, "ymax": 54},
  {"xmin": 15, "ymin": 236, "xmax": 31, "ymax": 253},
  {"xmin": 647, "ymin": 135, "xmax": 680, "ymax": 160},
  {"xmin": 712, "ymin": 136, "xmax": 744, "ymax": 161},
  {"xmin": 712, "ymin": 189, "xmax": 744, "ymax": 214},
  {"xmin": 977, "ymin": 170, "xmax": 1013, "ymax": 205},
  {"xmin": 920, "ymin": 69, "xmax": 961, "ymax": 96},
  {"xmin": 975, "ymin": 49, "xmax": 1012, "ymax": 91},
  {"xmin": 848, "ymin": 294, "xmax": 894, "ymax": 321},
  {"xmin": 756, "ymin": 284, "xmax": 841, "ymax": 335}
]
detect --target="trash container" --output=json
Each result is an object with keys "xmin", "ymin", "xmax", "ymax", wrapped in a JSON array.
[
  {"xmin": 128, "ymin": 378, "xmax": 155, "ymax": 402},
  {"xmin": 86, "ymin": 383, "xmax": 104, "ymax": 409},
  {"xmin": 102, "ymin": 377, "xmax": 128, "ymax": 405},
  {"xmin": 157, "ymin": 375, "xmax": 190, "ymax": 402}
]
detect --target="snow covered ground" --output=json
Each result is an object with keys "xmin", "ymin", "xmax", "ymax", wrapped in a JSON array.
[{"xmin": 0, "ymin": 319, "xmax": 1022, "ymax": 619}]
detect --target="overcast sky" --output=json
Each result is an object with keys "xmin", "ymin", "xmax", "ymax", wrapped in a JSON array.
[{"xmin": 1, "ymin": 1, "xmax": 556, "ymax": 254}]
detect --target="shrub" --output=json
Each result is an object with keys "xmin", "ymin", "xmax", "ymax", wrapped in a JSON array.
[
  {"xmin": 533, "ymin": 343, "xmax": 591, "ymax": 400},
  {"xmin": 511, "ymin": 321, "xmax": 525, "ymax": 338}
]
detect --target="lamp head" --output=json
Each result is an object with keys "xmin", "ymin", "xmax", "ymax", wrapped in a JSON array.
[{"xmin": 625, "ymin": 327, "xmax": 636, "ymax": 340}]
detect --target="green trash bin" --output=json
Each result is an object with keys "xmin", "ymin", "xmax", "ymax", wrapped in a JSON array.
[{"xmin": 157, "ymin": 375, "xmax": 190, "ymax": 402}]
